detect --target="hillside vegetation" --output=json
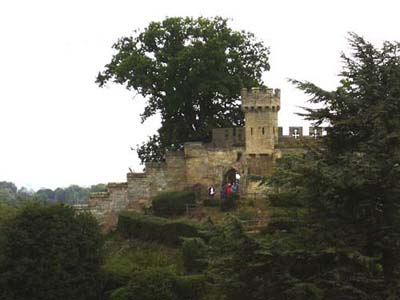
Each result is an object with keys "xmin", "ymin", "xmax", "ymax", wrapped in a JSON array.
[{"xmin": 0, "ymin": 31, "xmax": 399, "ymax": 299}]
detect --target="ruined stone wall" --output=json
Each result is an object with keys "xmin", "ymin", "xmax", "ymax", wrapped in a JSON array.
[
  {"xmin": 88, "ymin": 182, "xmax": 128, "ymax": 228},
  {"xmin": 126, "ymin": 151, "xmax": 187, "ymax": 202},
  {"xmin": 212, "ymin": 127, "xmax": 245, "ymax": 148},
  {"xmin": 184, "ymin": 142, "xmax": 245, "ymax": 191},
  {"xmin": 127, "ymin": 173, "xmax": 151, "ymax": 202},
  {"xmin": 86, "ymin": 82, "xmax": 331, "ymax": 219},
  {"xmin": 163, "ymin": 151, "xmax": 187, "ymax": 190},
  {"xmin": 88, "ymin": 183, "xmax": 128, "ymax": 213}
]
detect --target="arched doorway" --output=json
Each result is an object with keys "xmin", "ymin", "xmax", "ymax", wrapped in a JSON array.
[
  {"xmin": 223, "ymin": 168, "xmax": 239, "ymax": 184},
  {"xmin": 222, "ymin": 168, "xmax": 241, "ymax": 192}
]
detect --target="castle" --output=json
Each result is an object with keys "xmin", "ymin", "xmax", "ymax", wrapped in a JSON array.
[{"xmin": 88, "ymin": 87, "xmax": 326, "ymax": 222}]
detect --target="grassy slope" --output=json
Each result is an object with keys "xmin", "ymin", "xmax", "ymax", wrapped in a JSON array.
[{"xmin": 103, "ymin": 233, "xmax": 184, "ymax": 278}]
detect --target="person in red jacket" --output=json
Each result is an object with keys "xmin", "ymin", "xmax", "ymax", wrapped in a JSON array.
[{"xmin": 226, "ymin": 183, "xmax": 232, "ymax": 195}]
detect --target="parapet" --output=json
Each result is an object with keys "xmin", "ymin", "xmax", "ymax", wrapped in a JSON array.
[
  {"xmin": 211, "ymin": 127, "xmax": 245, "ymax": 148},
  {"xmin": 107, "ymin": 182, "xmax": 128, "ymax": 189},
  {"xmin": 89, "ymin": 192, "xmax": 110, "ymax": 199},
  {"xmin": 127, "ymin": 172, "xmax": 147, "ymax": 180},
  {"xmin": 278, "ymin": 126, "xmax": 328, "ymax": 139},
  {"xmin": 241, "ymin": 87, "xmax": 281, "ymax": 111}
]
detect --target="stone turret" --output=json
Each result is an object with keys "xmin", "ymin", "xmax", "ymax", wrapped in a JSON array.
[{"xmin": 241, "ymin": 87, "xmax": 281, "ymax": 154}]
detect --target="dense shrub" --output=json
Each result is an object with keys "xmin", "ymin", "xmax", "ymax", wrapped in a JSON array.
[
  {"xmin": 237, "ymin": 207, "xmax": 254, "ymax": 221},
  {"xmin": 117, "ymin": 212, "xmax": 201, "ymax": 246},
  {"xmin": 268, "ymin": 191, "xmax": 305, "ymax": 207},
  {"xmin": 220, "ymin": 193, "xmax": 239, "ymax": 211},
  {"xmin": 109, "ymin": 287, "xmax": 127, "ymax": 300},
  {"xmin": 203, "ymin": 197, "xmax": 220, "ymax": 207},
  {"xmin": 181, "ymin": 238, "xmax": 208, "ymax": 273},
  {"xmin": 0, "ymin": 203, "xmax": 104, "ymax": 300},
  {"xmin": 262, "ymin": 217, "xmax": 300, "ymax": 234},
  {"xmin": 179, "ymin": 274, "xmax": 206, "ymax": 300},
  {"xmin": 110, "ymin": 268, "xmax": 203, "ymax": 300},
  {"xmin": 152, "ymin": 190, "xmax": 196, "ymax": 217}
]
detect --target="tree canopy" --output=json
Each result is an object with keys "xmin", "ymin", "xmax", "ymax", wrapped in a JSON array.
[
  {"xmin": 268, "ymin": 33, "xmax": 400, "ymax": 298},
  {"xmin": 0, "ymin": 182, "xmax": 106, "ymax": 205},
  {"xmin": 96, "ymin": 16, "xmax": 270, "ymax": 162},
  {"xmin": 0, "ymin": 203, "xmax": 104, "ymax": 300}
]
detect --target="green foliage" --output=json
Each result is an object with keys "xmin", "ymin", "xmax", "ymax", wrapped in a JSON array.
[
  {"xmin": 181, "ymin": 238, "xmax": 207, "ymax": 273},
  {"xmin": 152, "ymin": 190, "xmax": 196, "ymax": 217},
  {"xmin": 202, "ymin": 216, "xmax": 385, "ymax": 300},
  {"xmin": 109, "ymin": 268, "xmax": 198, "ymax": 300},
  {"xmin": 203, "ymin": 197, "xmax": 220, "ymax": 207},
  {"xmin": 0, "ymin": 182, "xmax": 17, "ymax": 203},
  {"xmin": 0, "ymin": 202, "xmax": 17, "ymax": 247},
  {"xmin": 246, "ymin": 198, "xmax": 256, "ymax": 207},
  {"xmin": 283, "ymin": 283, "xmax": 324, "ymax": 300},
  {"xmin": 0, "ymin": 202, "xmax": 16, "ymax": 225},
  {"xmin": 236, "ymin": 207, "xmax": 254, "ymax": 221},
  {"xmin": 0, "ymin": 181, "xmax": 107, "ymax": 205},
  {"xmin": 97, "ymin": 16, "xmax": 270, "ymax": 162},
  {"xmin": 117, "ymin": 212, "xmax": 201, "ymax": 246},
  {"xmin": 220, "ymin": 193, "xmax": 239, "ymax": 211},
  {"xmin": 178, "ymin": 274, "xmax": 207, "ymax": 300},
  {"xmin": 0, "ymin": 203, "xmax": 104, "ymax": 300},
  {"xmin": 103, "ymin": 234, "xmax": 184, "ymax": 277},
  {"xmin": 194, "ymin": 34, "xmax": 400, "ymax": 300},
  {"xmin": 90, "ymin": 183, "xmax": 107, "ymax": 193},
  {"xmin": 0, "ymin": 181, "xmax": 17, "ymax": 193},
  {"xmin": 263, "ymin": 33, "xmax": 400, "ymax": 299},
  {"xmin": 205, "ymin": 217, "xmax": 263, "ymax": 300},
  {"xmin": 109, "ymin": 287, "xmax": 128, "ymax": 300},
  {"xmin": 268, "ymin": 190, "xmax": 305, "ymax": 207}
]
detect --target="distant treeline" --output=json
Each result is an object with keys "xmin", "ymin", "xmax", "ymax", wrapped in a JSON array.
[{"xmin": 0, "ymin": 181, "xmax": 106, "ymax": 205}]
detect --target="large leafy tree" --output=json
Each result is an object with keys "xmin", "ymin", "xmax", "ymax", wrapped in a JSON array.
[
  {"xmin": 269, "ymin": 33, "xmax": 400, "ymax": 297},
  {"xmin": 96, "ymin": 16, "xmax": 270, "ymax": 162},
  {"xmin": 0, "ymin": 203, "xmax": 104, "ymax": 300}
]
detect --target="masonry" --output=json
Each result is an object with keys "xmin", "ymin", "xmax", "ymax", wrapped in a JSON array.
[{"xmin": 89, "ymin": 87, "xmax": 326, "ymax": 223}]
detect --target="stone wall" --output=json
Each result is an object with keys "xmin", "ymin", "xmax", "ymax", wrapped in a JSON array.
[
  {"xmin": 212, "ymin": 127, "xmax": 245, "ymax": 148},
  {"xmin": 88, "ymin": 182, "xmax": 128, "ymax": 228},
  {"xmin": 86, "ymin": 86, "xmax": 328, "ymax": 220},
  {"xmin": 242, "ymin": 87, "xmax": 280, "ymax": 155},
  {"xmin": 184, "ymin": 142, "xmax": 246, "ymax": 196},
  {"xmin": 124, "ymin": 153, "xmax": 185, "ymax": 204},
  {"xmin": 246, "ymin": 154, "xmax": 275, "ymax": 177}
]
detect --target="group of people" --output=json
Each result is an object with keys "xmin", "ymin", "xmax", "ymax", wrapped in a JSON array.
[{"xmin": 208, "ymin": 182, "xmax": 238, "ymax": 199}]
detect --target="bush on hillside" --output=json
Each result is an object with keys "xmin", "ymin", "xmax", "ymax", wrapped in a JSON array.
[
  {"xmin": 268, "ymin": 191, "xmax": 305, "ymax": 208},
  {"xmin": 117, "ymin": 212, "xmax": 201, "ymax": 246},
  {"xmin": 203, "ymin": 197, "xmax": 220, "ymax": 207},
  {"xmin": 220, "ymin": 193, "xmax": 239, "ymax": 211},
  {"xmin": 152, "ymin": 190, "xmax": 196, "ymax": 217},
  {"xmin": 181, "ymin": 238, "xmax": 208, "ymax": 273},
  {"xmin": 110, "ymin": 268, "xmax": 204, "ymax": 300},
  {"xmin": 0, "ymin": 203, "xmax": 104, "ymax": 300}
]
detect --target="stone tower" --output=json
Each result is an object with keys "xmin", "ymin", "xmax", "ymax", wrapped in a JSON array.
[{"xmin": 241, "ymin": 87, "xmax": 281, "ymax": 154}]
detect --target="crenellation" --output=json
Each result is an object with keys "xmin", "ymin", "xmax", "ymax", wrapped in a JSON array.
[
  {"xmin": 241, "ymin": 87, "xmax": 280, "ymax": 112},
  {"xmin": 107, "ymin": 182, "xmax": 128, "ymax": 189},
  {"xmin": 90, "ymin": 192, "xmax": 110, "ymax": 198},
  {"xmin": 88, "ymin": 86, "xmax": 325, "ymax": 223},
  {"xmin": 127, "ymin": 172, "xmax": 146, "ymax": 179}
]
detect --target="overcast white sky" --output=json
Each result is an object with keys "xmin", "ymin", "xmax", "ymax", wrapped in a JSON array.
[{"xmin": 1, "ymin": 0, "xmax": 399, "ymax": 190}]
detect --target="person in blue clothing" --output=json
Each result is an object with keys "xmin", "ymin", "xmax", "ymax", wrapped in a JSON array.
[{"xmin": 231, "ymin": 182, "xmax": 238, "ymax": 193}]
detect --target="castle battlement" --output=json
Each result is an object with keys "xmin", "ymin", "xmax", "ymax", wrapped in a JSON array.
[
  {"xmin": 88, "ymin": 86, "xmax": 321, "ymax": 228},
  {"xmin": 107, "ymin": 182, "xmax": 128, "ymax": 189},
  {"xmin": 241, "ymin": 87, "xmax": 280, "ymax": 111}
]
